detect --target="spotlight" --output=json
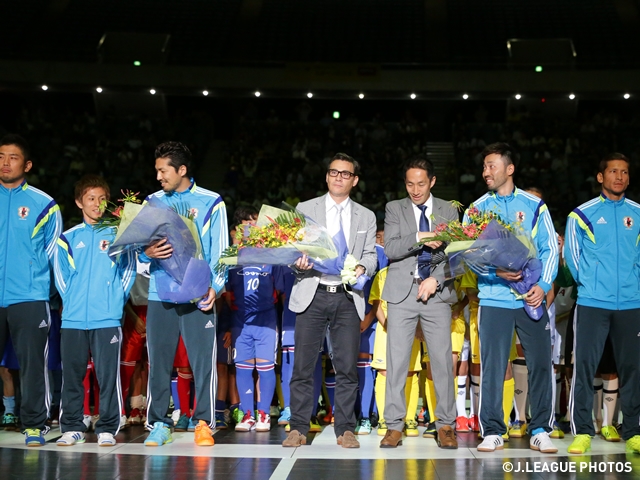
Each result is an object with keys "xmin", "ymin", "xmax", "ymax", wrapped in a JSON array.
[
  {"xmin": 95, "ymin": 87, "xmax": 103, "ymax": 93},
  {"xmin": 307, "ymin": 92, "xmax": 313, "ymax": 98},
  {"xmin": 624, "ymin": 93, "xmax": 631, "ymax": 99},
  {"xmin": 41, "ymin": 85, "xmax": 48, "ymax": 91},
  {"xmin": 569, "ymin": 93, "xmax": 576, "ymax": 100},
  {"xmin": 150, "ymin": 89, "xmax": 156, "ymax": 95},
  {"xmin": 462, "ymin": 94, "xmax": 469, "ymax": 100},
  {"xmin": 359, "ymin": 93, "xmax": 365, "ymax": 99},
  {"xmin": 133, "ymin": 61, "xmax": 141, "ymax": 67},
  {"xmin": 333, "ymin": 111, "xmax": 340, "ymax": 119},
  {"xmin": 254, "ymin": 91, "xmax": 261, "ymax": 97},
  {"xmin": 410, "ymin": 93, "xmax": 416, "ymax": 100},
  {"xmin": 202, "ymin": 90, "xmax": 209, "ymax": 96},
  {"xmin": 535, "ymin": 65, "xmax": 543, "ymax": 72},
  {"xmin": 515, "ymin": 94, "xmax": 521, "ymax": 100}
]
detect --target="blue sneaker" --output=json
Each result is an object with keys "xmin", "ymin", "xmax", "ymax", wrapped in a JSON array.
[
  {"xmin": 174, "ymin": 414, "xmax": 190, "ymax": 432},
  {"xmin": 187, "ymin": 417, "xmax": 197, "ymax": 432},
  {"xmin": 144, "ymin": 422, "xmax": 173, "ymax": 447},
  {"xmin": 278, "ymin": 406, "xmax": 291, "ymax": 426},
  {"xmin": 215, "ymin": 413, "xmax": 228, "ymax": 430},
  {"xmin": 24, "ymin": 428, "xmax": 45, "ymax": 447},
  {"xmin": 2, "ymin": 413, "xmax": 19, "ymax": 431}
]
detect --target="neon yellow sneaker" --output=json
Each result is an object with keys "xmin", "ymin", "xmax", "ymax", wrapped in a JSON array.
[
  {"xmin": 502, "ymin": 432, "xmax": 510, "ymax": 442},
  {"xmin": 626, "ymin": 435, "xmax": 640, "ymax": 454},
  {"xmin": 404, "ymin": 419, "xmax": 419, "ymax": 437},
  {"xmin": 568, "ymin": 434, "xmax": 591, "ymax": 454},
  {"xmin": 508, "ymin": 421, "xmax": 527, "ymax": 438},
  {"xmin": 601, "ymin": 425, "xmax": 621, "ymax": 442},
  {"xmin": 550, "ymin": 423, "xmax": 565, "ymax": 439}
]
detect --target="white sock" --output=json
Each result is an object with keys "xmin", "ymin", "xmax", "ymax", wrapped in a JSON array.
[
  {"xmin": 130, "ymin": 394, "xmax": 144, "ymax": 410},
  {"xmin": 456, "ymin": 375, "xmax": 468, "ymax": 418},
  {"xmin": 593, "ymin": 378, "xmax": 603, "ymax": 424},
  {"xmin": 602, "ymin": 378, "xmax": 619, "ymax": 427},
  {"xmin": 470, "ymin": 375, "xmax": 480, "ymax": 416},
  {"xmin": 512, "ymin": 361, "xmax": 529, "ymax": 422}
]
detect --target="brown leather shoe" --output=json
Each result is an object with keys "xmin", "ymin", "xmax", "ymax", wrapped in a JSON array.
[
  {"xmin": 379, "ymin": 429, "xmax": 403, "ymax": 448},
  {"xmin": 337, "ymin": 431, "xmax": 360, "ymax": 448},
  {"xmin": 436, "ymin": 425, "xmax": 458, "ymax": 449},
  {"xmin": 282, "ymin": 430, "xmax": 307, "ymax": 447}
]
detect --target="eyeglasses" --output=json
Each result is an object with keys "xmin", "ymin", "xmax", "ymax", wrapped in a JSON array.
[{"xmin": 328, "ymin": 169, "xmax": 356, "ymax": 179}]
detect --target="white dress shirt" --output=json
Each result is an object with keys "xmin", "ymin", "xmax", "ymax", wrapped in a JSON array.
[{"xmin": 320, "ymin": 196, "xmax": 352, "ymax": 285}]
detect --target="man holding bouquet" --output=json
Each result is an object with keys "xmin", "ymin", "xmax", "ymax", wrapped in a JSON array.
[
  {"xmin": 140, "ymin": 141, "xmax": 228, "ymax": 447},
  {"xmin": 564, "ymin": 153, "xmax": 640, "ymax": 455},
  {"xmin": 282, "ymin": 153, "xmax": 377, "ymax": 449},
  {"xmin": 466, "ymin": 143, "xmax": 558, "ymax": 453}
]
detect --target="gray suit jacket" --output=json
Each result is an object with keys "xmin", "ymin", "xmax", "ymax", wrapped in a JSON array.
[
  {"xmin": 289, "ymin": 194, "xmax": 378, "ymax": 319},
  {"xmin": 382, "ymin": 196, "xmax": 459, "ymax": 304}
]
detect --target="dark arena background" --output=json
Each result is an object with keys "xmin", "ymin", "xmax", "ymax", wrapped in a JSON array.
[{"xmin": 1, "ymin": 1, "xmax": 640, "ymax": 479}]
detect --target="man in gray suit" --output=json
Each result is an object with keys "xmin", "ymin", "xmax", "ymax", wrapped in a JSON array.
[
  {"xmin": 380, "ymin": 156, "xmax": 459, "ymax": 449},
  {"xmin": 282, "ymin": 153, "xmax": 377, "ymax": 449}
]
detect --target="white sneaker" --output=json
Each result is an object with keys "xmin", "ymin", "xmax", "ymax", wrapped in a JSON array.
[
  {"xmin": 90, "ymin": 414, "xmax": 100, "ymax": 431},
  {"xmin": 82, "ymin": 415, "xmax": 92, "ymax": 431},
  {"xmin": 255, "ymin": 410, "xmax": 271, "ymax": 432},
  {"xmin": 120, "ymin": 415, "xmax": 128, "ymax": 429},
  {"xmin": 477, "ymin": 434, "xmax": 504, "ymax": 452},
  {"xmin": 57, "ymin": 431, "xmax": 86, "ymax": 446},
  {"xmin": 97, "ymin": 432, "xmax": 116, "ymax": 447},
  {"xmin": 530, "ymin": 432, "xmax": 558, "ymax": 453},
  {"xmin": 171, "ymin": 409, "xmax": 181, "ymax": 426},
  {"xmin": 235, "ymin": 411, "xmax": 256, "ymax": 432}
]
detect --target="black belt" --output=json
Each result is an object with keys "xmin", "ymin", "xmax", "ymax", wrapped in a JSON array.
[{"xmin": 318, "ymin": 283, "xmax": 346, "ymax": 294}]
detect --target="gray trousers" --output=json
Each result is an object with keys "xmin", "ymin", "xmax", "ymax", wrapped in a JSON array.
[
  {"xmin": 146, "ymin": 301, "xmax": 217, "ymax": 428},
  {"xmin": 0, "ymin": 301, "xmax": 51, "ymax": 430},
  {"xmin": 60, "ymin": 327, "xmax": 122, "ymax": 435},
  {"xmin": 386, "ymin": 283, "xmax": 455, "ymax": 431}
]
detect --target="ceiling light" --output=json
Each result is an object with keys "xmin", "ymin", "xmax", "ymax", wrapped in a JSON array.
[
  {"xmin": 41, "ymin": 85, "xmax": 48, "ymax": 91},
  {"xmin": 358, "ymin": 93, "xmax": 365, "ymax": 99},
  {"xmin": 307, "ymin": 92, "xmax": 313, "ymax": 98},
  {"xmin": 515, "ymin": 94, "xmax": 521, "ymax": 100},
  {"xmin": 462, "ymin": 94, "xmax": 469, "ymax": 100},
  {"xmin": 202, "ymin": 90, "xmax": 209, "ymax": 96},
  {"xmin": 150, "ymin": 89, "xmax": 156, "ymax": 95},
  {"xmin": 95, "ymin": 87, "xmax": 103, "ymax": 93},
  {"xmin": 410, "ymin": 93, "xmax": 416, "ymax": 99},
  {"xmin": 254, "ymin": 91, "xmax": 261, "ymax": 97},
  {"xmin": 569, "ymin": 93, "xmax": 576, "ymax": 100}
]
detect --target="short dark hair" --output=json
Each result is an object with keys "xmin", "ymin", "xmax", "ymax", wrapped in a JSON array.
[
  {"xmin": 232, "ymin": 206, "xmax": 259, "ymax": 227},
  {"xmin": 155, "ymin": 141, "xmax": 192, "ymax": 175},
  {"xmin": 330, "ymin": 153, "xmax": 360, "ymax": 177},
  {"xmin": 599, "ymin": 153, "xmax": 630, "ymax": 174},
  {"xmin": 376, "ymin": 221, "xmax": 385, "ymax": 232},
  {"xmin": 0, "ymin": 134, "xmax": 31, "ymax": 160},
  {"xmin": 525, "ymin": 186, "xmax": 544, "ymax": 199},
  {"xmin": 481, "ymin": 142, "xmax": 518, "ymax": 166},
  {"xmin": 404, "ymin": 155, "xmax": 435, "ymax": 179},
  {"xmin": 74, "ymin": 174, "xmax": 110, "ymax": 201}
]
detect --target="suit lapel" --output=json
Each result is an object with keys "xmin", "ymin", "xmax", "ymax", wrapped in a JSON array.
[
  {"xmin": 401, "ymin": 197, "xmax": 416, "ymax": 231},
  {"xmin": 348, "ymin": 202, "xmax": 359, "ymax": 251},
  {"xmin": 315, "ymin": 194, "xmax": 327, "ymax": 227}
]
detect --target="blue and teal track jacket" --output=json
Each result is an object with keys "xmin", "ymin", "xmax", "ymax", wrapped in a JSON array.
[
  {"xmin": 463, "ymin": 187, "xmax": 559, "ymax": 309},
  {"xmin": 565, "ymin": 193, "xmax": 640, "ymax": 310},
  {"xmin": 53, "ymin": 223, "xmax": 136, "ymax": 329},
  {"xmin": 0, "ymin": 180, "xmax": 62, "ymax": 307},
  {"xmin": 138, "ymin": 180, "xmax": 229, "ymax": 302}
]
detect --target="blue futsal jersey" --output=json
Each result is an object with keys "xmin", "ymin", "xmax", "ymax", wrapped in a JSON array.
[
  {"xmin": 226, "ymin": 265, "xmax": 278, "ymax": 323},
  {"xmin": 276, "ymin": 268, "xmax": 296, "ymax": 347}
]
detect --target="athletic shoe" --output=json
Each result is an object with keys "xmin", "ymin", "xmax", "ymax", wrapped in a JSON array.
[
  {"xmin": 174, "ymin": 414, "xmax": 190, "ymax": 432},
  {"xmin": 550, "ymin": 422, "xmax": 565, "ymax": 439},
  {"xmin": 601, "ymin": 425, "xmax": 621, "ymax": 442},
  {"xmin": 285, "ymin": 423, "xmax": 290, "ymax": 432},
  {"xmin": 215, "ymin": 413, "xmax": 228, "ymax": 430},
  {"xmin": 377, "ymin": 420, "xmax": 388, "ymax": 437},
  {"xmin": 321, "ymin": 406, "xmax": 333, "ymax": 425},
  {"xmin": 417, "ymin": 407, "xmax": 426, "ymax": 424},
  {"xmin": 477, "ymin": 434, "xmax": 504, "ymax": 452},
  {"xmin": 82, "ymin": 415, "xmax": 92, "ymax": 431},
  {"xmin": 223, "ymin": 408, "xmax": 231, "ymax": 425},
  {"xmin": 467, "ymin": 414, "xmax": 480, "ymax": 432},
  {"xmin": 170, "ymin": 409, "xmax": 181, "ymax": 426},
  {"xmin": 144, "ymin": 423, "xmax": 173, "ymax": 446},
  {"xmin": 370, "ymin": 411, "xmax": 379, "ymax": 428},
  {"xmin": 140, "ymin": 408, "xmax": 147, "ymax": 425},
  {"xmin": 455, "ymin": 416, "xmax": 470, "ymax": 432},
  {"xmin": 355, "ymin": 418, "xmax": 372, "ymax": 435},
  {"xmin": 231, "ymin": 407, "xmax": 244, "ymax": 425},
  {"xmin": 530, "ymin": 432, "xmax": 558, "ymax": 453},
  {"xmin": 255, "ymin": 410, "xmax": 271, "ymax": 432},
  {"xmin": 120, "ymin": 415, "xmax": 128, "ymax": 429},
  {"xmin": 270, "ymin": 406, "xmax": 280, "ymax": 417},
  {"xmin": 509, "ymin": 420, "xmax": 527, "ymax": 438},
  {"xmin": 129, "ymin": 408, "xmax": 144, "ymax": 425},
  {"xmin": 502, "ymin": 432, "xmax": 510, "ymax": 442},
  {"xmin": 235, "ymin": 411, "xmax": 256, "ymax": 432},
  {"xmin": 24, "ymin": 428, "xmax": 45, "ymax": 447},
  {"xmin": 2, "ymin": 413, "xmax": 20, "ymax": 431},
  {"xmin": 309, "ymin": 416, "xmax": 322, "ymax": 433},
  {"xmin": 187, "ymin": 417, "xmax": 197, "ymax": 432},
  {"xmin": 90, "ymin": 415, "xmax": 100, "ymax": 431},
  {"xmin": 626, "ymin": 435, "xmax": 640, "ymax": 454},
  {"xmin": 567, "ymin": 434, "xmax": 591, "ymax": 454},
  {"xmin": 57, "ymin": 431, "xmax": 86, "ymax": 446},
  {"xmin": 404, "ymin": 419, "xmax": 419, "ymax": 437},
  {"xmin": 278, "ymin": 406, "xmax": 291, "ymax": 425},
  {"xmin": 97, "ymin": 433, "xmax": 116, "ymax": 447},
  {"xmin": 194, "ymin": 420, "xmax": 215, "ymax": 446},
  {"xmin": 422, "ymin": 422, "xmax": 437, "ymax": 438}
]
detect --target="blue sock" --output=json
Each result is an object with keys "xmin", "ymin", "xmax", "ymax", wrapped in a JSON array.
[
  {"xmin": 531, "ymin": 427, "xmax": 545, "ymax": 436},
  {"xmin": 215, "ymin": 399, "xmax": 226, "ymax": 413},
  {"xmin": 357, "ymin": 359, "xmax": 374, "ymax": 419},
  {"xmin": 3, "ymin": 396, "xmax": 15, "ymax": 415},
  {"xmin": 312, "ymin": 353, "xmax": 323, "ymax": 415},
  {"xmin": 325, "ymin": 373, "xmax": 336, "ymax": 413},
  {"xmin": 281, "ymin": 349, "xmax": 294, "ymax": 408},
  {"xmin": 170, "ymin": 378, "xmax": 180, "ymax": 412},
  {"xmin": 256, "ymin": 363, "xmax": 276, "ymax": 412},
  {"xmin": 235, "ymin": 363, "xmax": 255, "ymax": 415}
]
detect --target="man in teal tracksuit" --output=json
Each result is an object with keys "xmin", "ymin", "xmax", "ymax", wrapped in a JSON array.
[
  {"xmin": 53, "ymin": 175, "xmax": 136, "ymax": 447},
  {"xmin": 564, "ymin": 152, "xmax": 640, "ymax": 455},
  {"xmin": 0, "ymin": 134, "xmax": 63, "ymax": 446},
  {"xmin": 139, "ymin": 141, "xmax": 228, "ymax": 447},
  {"xmin": 464, "ymin": 143, "xmax": 559, "ymax": 454}
]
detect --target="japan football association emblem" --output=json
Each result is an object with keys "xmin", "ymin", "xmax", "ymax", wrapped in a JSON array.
[
  {"xmin": 18, "ymin": 206, "xmax": 30, "ymax": 219},
  {"xmin": 516, "ymin": 211, "xmax": 526, "ymax": 222},
  {"xmin": 189, "ymin": 207, "xmax": 199, "ymax": 219},
  {"xmin": 99, "ymin": 239, "xmax": 110, "ymax": 251},
  {"xmin": 623, "ymin": 216, "xmax": 633, "ymax": 229}
]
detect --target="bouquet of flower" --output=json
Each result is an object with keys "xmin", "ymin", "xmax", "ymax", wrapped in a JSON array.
[{"xmin": 101, "ymin": 194, "xmax": 211, "ymax": 304}]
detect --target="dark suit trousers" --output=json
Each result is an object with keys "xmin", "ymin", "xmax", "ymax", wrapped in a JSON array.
[{"xmin": 289, "ymin": 288, "xmax": 361, "ymax": 437}]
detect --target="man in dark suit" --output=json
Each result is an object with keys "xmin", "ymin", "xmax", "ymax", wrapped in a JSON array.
[
  {"xmin": 282, "ymin": 153, "xmax": 377, "ymax": 449},
  {"xmin": 380, "ymin": 156, "xmax": 459, "ymax": 449}
]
